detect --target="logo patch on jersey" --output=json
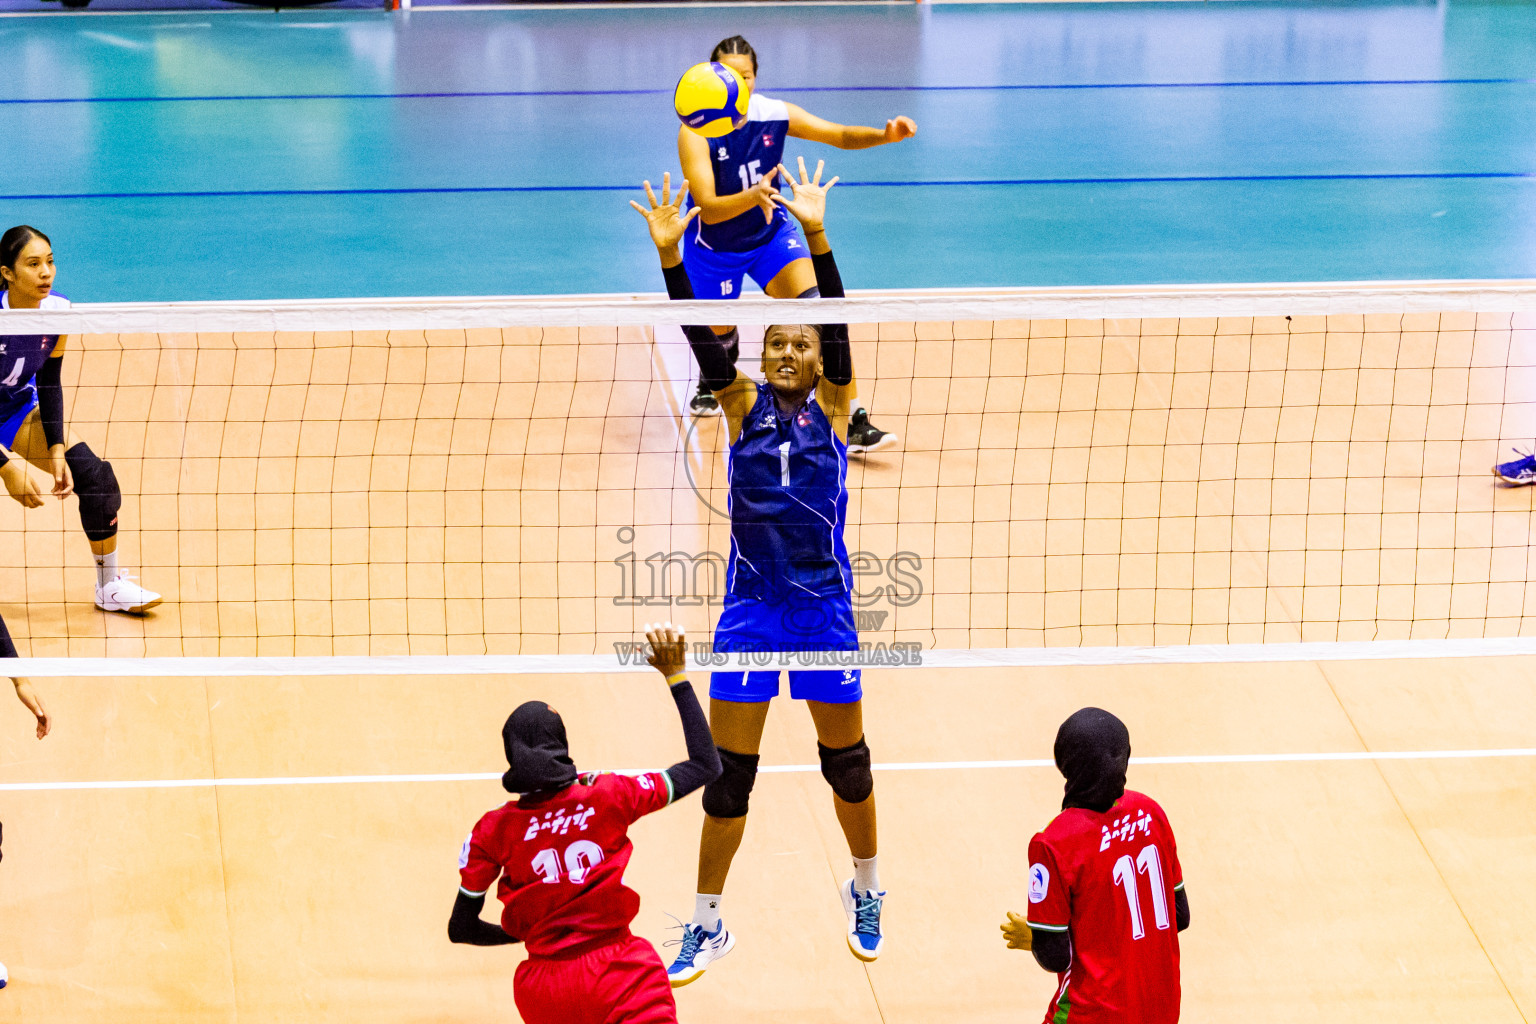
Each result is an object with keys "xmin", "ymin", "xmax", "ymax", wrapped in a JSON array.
[
  {"xmin": 1028, "ymin": 863, "xmax": 1050, "ymax": 903},
  {"xmin": 717, "ymin": 147, "xmax": 729, "ymax": 161},
  {"xmin": 458, "ymin": 833, "xmax": 473, "ymax": 870},
  {"xmin": 763, "ymin": 133, "xmax": 775, "ymax": 146}
]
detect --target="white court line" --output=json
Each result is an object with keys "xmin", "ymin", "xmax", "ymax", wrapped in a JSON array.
[
  {"xmin": 13, "ymin": 635, "xmax": 1536, "ymax": 677},
  {"xmin": 5, "ymin": 747, "xmax": 1533, "ymax": 792}
]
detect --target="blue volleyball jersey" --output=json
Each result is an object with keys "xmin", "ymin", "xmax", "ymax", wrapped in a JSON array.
[
  {"xmin": 686, "ymin": 93, "xmax": 793, "ymax": 254},
  {"xmin": 725, "ymin": 380, "xmax": 852, "ymax": 600},
  {"xmin": 0, "ymin": 290, "xmax": 67, "ymax": 417}
]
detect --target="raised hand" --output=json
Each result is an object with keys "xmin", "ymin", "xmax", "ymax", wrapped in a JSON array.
[
  {"xmin": 644, "ymin": 622, "xmax": 688, "ymax": 680},
  {"xmin": 771, "ymin": 156, "xmax": 838, "ymax": 234},
  {"xmin": 629, "ymin": 173, "xmax": 702, "ymax": 251},
  {"xmin": 884, "ymin": 116, "xmax": 917, "ymax": 143}
]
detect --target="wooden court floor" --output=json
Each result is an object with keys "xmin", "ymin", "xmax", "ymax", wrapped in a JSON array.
[{"xmin": 1, "ymin": 656, "xmax": 1534, "ymax": 1022}]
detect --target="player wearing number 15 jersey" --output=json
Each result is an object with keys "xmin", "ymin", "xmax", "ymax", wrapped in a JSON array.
[
  {"xmin": 676, "ymin": 35, "xmax": 911, "ymax": 454},
  {"xmin": 447, "ymin": 625, "xmax": 719, "ymax": 1024},
  {"xmin": 1002, "ymin": 708, "xmax": 1190, "ymax": 1024}
]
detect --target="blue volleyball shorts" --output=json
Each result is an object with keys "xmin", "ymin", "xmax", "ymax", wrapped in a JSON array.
[
  {"xmin": 681, "ymin": 217, "xmax": 808, "ymax": 300},
  {"xmin": 710, "ymin": 591, "xmax": 862, "ymax": 704},
  {"xmin": 0, "ymin": 392, "xmax": 38, "ymax": 450}
]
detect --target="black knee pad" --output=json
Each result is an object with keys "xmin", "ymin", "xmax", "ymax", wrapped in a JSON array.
[
  {"xmin": 819, "ymin": 736, "xmax": 873, "ymax": 804},
  {"xmin": 796, "ymin": 286, "xmax": 821, "ymax": 299},
  {"xmin": 65, "ymin": 443, "xmax": 122, "ymax": 542},
  {"xmin": 701, "ymin": 747, "xmax": 759, "ymax": 819}
]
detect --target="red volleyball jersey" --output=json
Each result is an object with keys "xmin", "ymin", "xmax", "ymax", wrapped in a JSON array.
[
  {"xmin": 1026, "ymin": 790, "xmax": 1183, "ymax": 1024},
  {"xmin": 459, "ymin": 770, "xmax": 672, "ymax": 957}
]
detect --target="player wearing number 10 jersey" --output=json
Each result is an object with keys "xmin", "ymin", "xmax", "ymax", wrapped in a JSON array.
[
  {"xmin": 448, "ymin": 626, "xmax": 719, "ymax": 1024},
  {"xmin": 1003, "ymin": 708, "xmax": 1190, "ymax": 1024}
]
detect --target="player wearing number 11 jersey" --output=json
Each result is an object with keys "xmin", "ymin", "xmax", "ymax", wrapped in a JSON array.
[{"xmin": 1003, "ymin": 708, "xmax": 1190, "ymax": 1024}]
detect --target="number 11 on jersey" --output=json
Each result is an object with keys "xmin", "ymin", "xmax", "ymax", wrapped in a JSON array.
[{"xmin": 1111, "ymin": 844, "xmax": 1171, "ymax": 940}]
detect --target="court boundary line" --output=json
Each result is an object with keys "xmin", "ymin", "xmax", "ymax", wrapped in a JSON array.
[
  {"xmin": 5, "ymin": 747, "xmax": 1533, "ymax": 792},
  {"xmin": 2, "ymin": 278, "xmax": 1534, "ymax": 333},
  {"xmin": 13, "ymin": 635, "xmax": 1536, "ymax": 676}
]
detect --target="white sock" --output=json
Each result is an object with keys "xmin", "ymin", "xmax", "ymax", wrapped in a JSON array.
[
  {"xmin": 94, "ymin": 550, "xmax": 118, "ymax": 589},
  {"xmin": 854, "ymin": 855, "xmax": 881, "ymax": 893},
  {"xmin": 693, "ymin": 893, "xmax": 723, "ymax": 932}
]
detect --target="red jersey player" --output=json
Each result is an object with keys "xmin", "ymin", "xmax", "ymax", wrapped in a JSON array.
[
  {"xmin": 1001, "ymin": 708, "xmax": 1189, "ymax": 1024},
  {"xmin": 447, "ymin": 624, "xmax": 720, "ymax": 1024}
]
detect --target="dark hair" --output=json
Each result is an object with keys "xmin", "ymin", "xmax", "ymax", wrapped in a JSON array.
[
  {"xmin": 711, "ymin": 35, "xmax": 758, "ymax": 74},
  {"xmin": 0, "ymin": 225, "xmax": 51, "ymax": 291}
]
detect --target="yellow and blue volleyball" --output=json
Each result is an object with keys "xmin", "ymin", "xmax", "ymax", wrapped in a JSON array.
[{"xmin": 674, "ymin": 62, "xmax": 749, "ymax": 138}]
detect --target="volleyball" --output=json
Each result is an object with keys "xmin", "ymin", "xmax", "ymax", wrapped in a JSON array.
[{"xmin": 674, "ymin": 62, "xmax": 749, "ymax": 138}]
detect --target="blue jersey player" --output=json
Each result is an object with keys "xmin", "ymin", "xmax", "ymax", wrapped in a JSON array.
[
  {"xmin": 677, "ymin": 35, "xmax": 914, "ymax": 455},
  {"xmin": 0, "ymin": 226, "xmax": 160, "ymax": 614},
  {"xmin": 631, "ymin": 161, "xmax": 887, "ymax": 986}
]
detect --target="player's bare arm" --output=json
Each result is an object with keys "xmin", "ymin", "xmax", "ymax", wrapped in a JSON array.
[
  {"xmin": 2, "ymin": 615, "xmax": 49, "ymax": 739},
  {"xmin": 678, "ymin": 126, "xmax": 781, "ymax": 225},
  {"xmin": 787, "ymin": 103, "xmax": 916, "ymax": 150},
  {"xmin": 12, "ymin": 678, "xmax": 51, "ymax": 740}
]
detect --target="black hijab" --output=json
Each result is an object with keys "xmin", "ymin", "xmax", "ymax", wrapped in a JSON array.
[
  {"xmin": 501, "ymin": 701, "xmax": 579, "ymax": 795},
  {"xmin": 1054, "ymin": 707, "xmax": 1131, "ymax": 813}
]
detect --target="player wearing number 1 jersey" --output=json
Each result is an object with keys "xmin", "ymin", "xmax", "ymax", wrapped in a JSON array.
[
  {"xmin": 634, "ymin": 163, "xmax": 888, "ymax": 986},
  {"xmin": 1002, "ymin": 708, "xmax": 1189, "ymax": 1024},
  {"xmin": 447, "ymin": 625, "xmax": 720, "ymax": 1024}
]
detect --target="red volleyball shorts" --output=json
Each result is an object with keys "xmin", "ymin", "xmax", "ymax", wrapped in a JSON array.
[{"xmin": 513, "ymin": 934, "xmax": 677, "ymax": 1024}]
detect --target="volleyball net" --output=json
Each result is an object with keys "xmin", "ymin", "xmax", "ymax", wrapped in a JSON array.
[{"xmin": 3, "ymin": 284, "xmax": 1535, "ymax": 672}]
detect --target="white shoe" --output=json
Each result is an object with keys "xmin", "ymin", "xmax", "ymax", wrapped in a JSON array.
[
  {"xmin": 665, "ymin": 920, "xmax": 735, "ymax": 987},
  {"xmin": 95, "ymin": 575, "xmax": 161, "ymax": 614},
  {"xmin": 841, "ymin": 879, "xmax": 886, "ymax": 962},
  {"xmin": 1, "ymin": 959, "xmax": 8, "ymax": 988}
]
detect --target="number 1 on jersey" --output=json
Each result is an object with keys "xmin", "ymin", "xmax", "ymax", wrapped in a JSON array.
[
  {"xmin": 778, "ymin": 441, "xmax": 791, "ymax": 486},
  {"xmin": 1, "ymin": 358, "xmax": 23, "ymax": 388},
  {"xmin": 1112, "ymin": 844, "xmax": 1170, "ymax": 940}
]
